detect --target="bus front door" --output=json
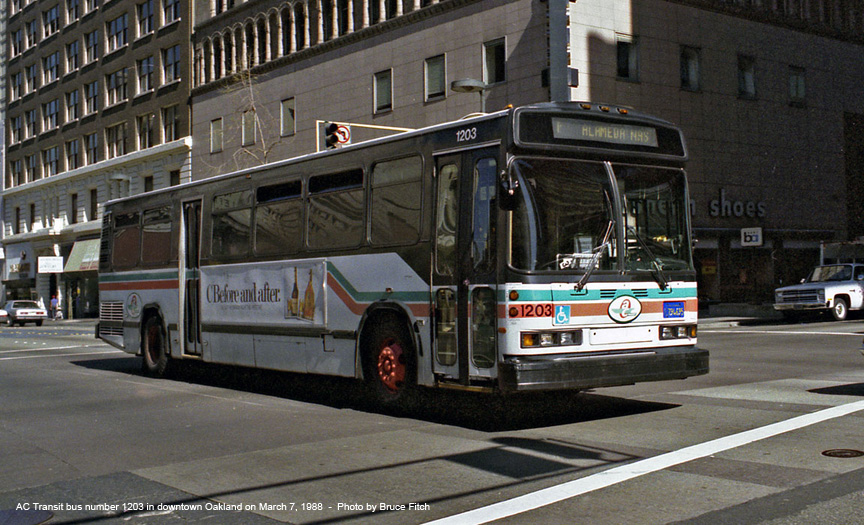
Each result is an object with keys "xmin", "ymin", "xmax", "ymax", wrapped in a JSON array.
[
  {"xmin": 181, "ymin": 200, "xmax": 202, "ymax": 356},
  {"xmin": 433, "ymin": 148, "xmax": 498, "ymax": 386}
]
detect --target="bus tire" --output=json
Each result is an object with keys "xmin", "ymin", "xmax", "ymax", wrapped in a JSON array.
[
  {"xmin": 363, "ymin": 314, "xmax": 416, "ymax": 407},
  {"xmin": 142, "ymin": 315, "xmax": 170, "ymax": 377}
]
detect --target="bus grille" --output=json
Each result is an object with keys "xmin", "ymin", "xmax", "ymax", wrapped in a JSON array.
[{"xmin": 100, "ymin": 301, "xmax": 124, "ymax": 322}]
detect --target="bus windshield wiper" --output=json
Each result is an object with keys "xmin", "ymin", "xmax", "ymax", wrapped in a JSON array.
[
  {"xmin": 575, "ymin": 220, "xmax": 615, "ymax": 292},
  {"xmin": 627, "ymin": 226, "xmax": 668, "ymax": 290}
]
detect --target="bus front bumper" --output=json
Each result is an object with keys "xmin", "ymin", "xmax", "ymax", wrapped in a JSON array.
[{"xmin": 498, "ymin": 345, "xmax": 709, "ymax": 392}]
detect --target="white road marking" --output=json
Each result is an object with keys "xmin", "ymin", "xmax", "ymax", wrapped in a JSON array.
[
  {"xmin": 0, "ymin": 350, "xmax": 122, "ymax": 361},
  {"xmin": 700, "ymin": 329, "xmax": 863, "ymax": 337},
  {"xmin": 425, "ymin": 399, "xmax": 864, "ymax": 525},
  {"xmin": 0, "ymin": 344, "xmax": 104, "ymax": 354}
]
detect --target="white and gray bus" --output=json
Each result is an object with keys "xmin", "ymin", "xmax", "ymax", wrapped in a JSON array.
[{"xmin": 97, "ymin": 102, "xmax": 708, "ymax": 404}]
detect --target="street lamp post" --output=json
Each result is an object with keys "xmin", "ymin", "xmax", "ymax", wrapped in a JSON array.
[{"xmin": 450, "ymin": 78, "xmax": 487, "ymax": 113}]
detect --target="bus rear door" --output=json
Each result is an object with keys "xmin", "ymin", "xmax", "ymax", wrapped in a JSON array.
[
  {"xmin": 181, "ymin": 200, "xmax": 203, "ymax": 356},
  {"xmin": 432, "ymin": 147, "xmax": 499, "ymax": 386}
]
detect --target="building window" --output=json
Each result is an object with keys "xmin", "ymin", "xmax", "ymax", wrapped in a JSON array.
[
  {"xmin": 26, "ymin": 109, "xmax": 38, "ymax": 138},
  {"xmin": 374, "ymin": 70, "xmax": 392, "ymax": 113},
  {"xmin": 11, "ymin": 116, "xmax": 23, "ymax": 143},
  {"xmin": 242, "ymin": 110, "xmax": 256, "ymax": 145},
  {"xmin": 70, "ymin": 193, "xmax": 79, "ymax": 224},
  {"xmin": 67, "ymin": 0, "xmax": 80, "ymax": 21},
  {"xmin": 85, "ymin": 132, "xmax": 99, "ymax": 164},
  {"xmin": 67, "ymin": 41, "xmax": 80, "ymax": 72},
  {"xmin": 137, "ymin": 56, "xmax": 154, "ymax": 93},
  {"xmin": 10, "ymin": 161, "xmax": 23, "ymax": 187},
  {"xmin": 85, "ymin": 0, "xmax": 99, "ymax": 14},
  {"xmin": 43, "ymin": 52, "xmax": 61, "ymax": 84},
  {"xmin": 106, "ymin": 68, "xmax": 128, "ymax": 105},
  {"xmin": 30, "ymin": 203, "xmax": 38, "ymax": 231},
  {"xmin": 789, "ymin": 65, "xmax": 806, "ymax": 106},
  {"xmin": 42, "ymin": 146, "xmax": 59, "ymax": 177},
  {"xmin": 169, "ymin": 170, "xmax": 180, "ymax": 186},
  {"xmin": 89, "ymin": 188, "xmax": 98, "ymax": 221},
  {"xmin": 280, "ymin": 98, "xmax": 295, "ymax": 136},
  {"xmin": 137, "ymin": 0, "xmax": 154, "ymax": 36},
  {"xmin": 425, "ymin": 55, "xmax": 446, "ymax": 100},
  {"xmin": 43, "ymin": 5, "xmax": 61, "ymax": 36},
  {"xmin": 27, "ymin": 19, "xmax": 39, "ymax": 48},
  {"xmin": 137, "ymin": 113, "xmax": 155, "ymax": 149},
  {"xmin": 26, "ymin": 154, "xmax": 39, "ymax": 182},
  {"xmin": 85, "ymin": 80, "xmax": 99, "ymax": 114},
  {"xmin": 66, "ymin": 90, "xmax": 80, "ymax": 120},
  {"xmin": 162, "ymin": 105, "xmax": 180, "ymax": 141},
  {"xmin": 680, "ymin": 46, "xmax": 700, "ymax": 91},
  {"xmin": 483, "ymin": 38, "xmax": 506, "ymax": 84},
  {"xmin": 616, "ymin": 35, "xmax": 638, "ymax": 81},
  {"xmin": 66, "ymin": 139, "xmax": 80, "ymax": 170},
  {"xmin": 26, "ymin": 64, "xmax": 39, "ymax": 93},
  {"xmin": 106, "ymin": 122, "xmax": 127, "ymax": 158},
  {"xmin": 144, "ymin": 175, "xmax": 154, "ymax": 192},
  {"xmin": 162, "ymin": 45, "xmax": 181, "ymax": 83},
  {"xmin": 163, "ymin": 0, "xmax": 180, "ymax": 25},
  {"xmin": 42, "ymin": 99, "xmax": 60, "ymax": 130},
  {"xmin": 107, "ymin": 14, "xmax": 128, "ymax": 53},
  {"xmin": 85, "ymin": 30, "xmax": 99, "ymax": 63},
  {"xmin": 12, "ymin": 30, "xmax": 23, "ymax": 57},
  {"xmin": 738, "ymin": 54, "xmax": 756, "ymax": 99},
  {"xmin": 210, "ymin": 118, "xmax": 222, "ymax": 152},
  {"xmin": 11, "ymin": 73, "xmax": 22, "ymax": 100}
]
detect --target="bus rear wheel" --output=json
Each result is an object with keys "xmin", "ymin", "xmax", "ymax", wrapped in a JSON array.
[
  {"xmin": 363, "ymin": 315, "xmax": 416, "ymax": 407},
  {"xmin": 142, "ymin": 316, "xmax": 170, "ymax": 377}
]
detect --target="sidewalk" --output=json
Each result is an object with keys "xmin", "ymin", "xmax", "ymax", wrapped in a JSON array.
[{"xmin": 699, "ymin": 302, "xmax": 783, "ymax": 327}]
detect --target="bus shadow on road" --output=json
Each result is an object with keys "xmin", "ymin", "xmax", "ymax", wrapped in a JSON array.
[
  {"xmin": 74, "ymin": 357, "xmax": 678, "ymax": 431},
  {"xmin": 809, "ymin": 383, "xmax": 864, "ymax": 397}
]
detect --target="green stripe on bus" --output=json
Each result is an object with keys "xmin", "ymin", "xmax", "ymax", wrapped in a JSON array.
[{"xmin": 326, "ymin": 262, "xmax": 429, "ymax": 303}]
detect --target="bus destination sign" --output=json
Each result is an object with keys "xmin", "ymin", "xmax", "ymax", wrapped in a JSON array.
[{"xmin": 552, "ymin": 117, "xmax": 659, "ymax": 148}]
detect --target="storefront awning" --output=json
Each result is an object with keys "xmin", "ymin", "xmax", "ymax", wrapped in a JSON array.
[{"xmin": 64, "ymin": 239, "xmax": 101, "ymax": 273}]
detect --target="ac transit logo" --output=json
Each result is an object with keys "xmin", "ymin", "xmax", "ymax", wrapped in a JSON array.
[{"xmin": 608, "ymin": 295, "xmax": 642, "ymax": 323}]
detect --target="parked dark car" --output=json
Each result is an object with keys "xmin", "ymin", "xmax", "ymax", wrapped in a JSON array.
[{"xmin": 3, "ymin": 300, "xmax": 47, "ymax": 326}]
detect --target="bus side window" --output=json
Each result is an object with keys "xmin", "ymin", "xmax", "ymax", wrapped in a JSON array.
[
  {"xmin": 307, "ymin": 169, "xmax": 364, "ymax": 249},
  {"xmin": 473, "ymin": 158, "xmax": 496, "ymax": 273},
  {"xmin": 435, "ymin": 164, "xmax": 459, "ymax": 275},
  {"xmin": 370, "ymin": 156, "xmax": 422, "ymax": 246},
  {"xmin": 141, "ymin": 206, "xmax": 172, "ymax": 266},
  {"xmin": 255, "ymin": 180, "xmax": 303, "ymax": 255},
  {"xmin": 112, "ymin": 212, "xmax": 141, "ymax": 269},
  {"xmin": 212, "ymin": 190, "xmax": 252, "ymax": 258}
]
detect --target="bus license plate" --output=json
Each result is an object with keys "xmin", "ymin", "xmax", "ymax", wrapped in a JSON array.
[{"xmin": 663, "ymin": 301, "xmax": 685, "ymax": 319}]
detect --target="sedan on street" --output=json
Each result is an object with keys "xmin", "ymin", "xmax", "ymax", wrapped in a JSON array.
[{"xmin": 3, "ymin": 300, "xmax": 47, "ymax": 326}]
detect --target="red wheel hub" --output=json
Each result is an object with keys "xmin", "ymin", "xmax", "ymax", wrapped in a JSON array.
[{"xmin": 377, "ymin": 340, "xmax": 405, "ymax": 393}]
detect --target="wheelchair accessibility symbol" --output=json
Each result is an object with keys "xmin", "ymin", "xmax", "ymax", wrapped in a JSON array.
[{"xmin": 554, "ymin": 305, "xmax": 571, "ymax": 325}]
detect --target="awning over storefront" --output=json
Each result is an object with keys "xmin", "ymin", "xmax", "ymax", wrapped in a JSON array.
[{"xmin": 64, "ymin": 239, "xmax": 101, "ymax": 273}]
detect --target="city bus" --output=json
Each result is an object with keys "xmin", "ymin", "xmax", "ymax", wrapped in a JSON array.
[{"xmin": 97, "ymin": 102, "xmax": 708, "ymax": 404}]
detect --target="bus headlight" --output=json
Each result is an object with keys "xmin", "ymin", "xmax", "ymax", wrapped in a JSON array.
[
  {"xmin": 521, "ymin": 330, "xmax": 583, "ymax": 348},
  {"xmin": 661, "ymin": 325, "xmax": 697, "ymax": 340}
]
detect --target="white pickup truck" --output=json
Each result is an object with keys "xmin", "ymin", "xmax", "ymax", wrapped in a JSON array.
[{"xmin": 774, "ymin": 264, "xmax": 864, "ymax": 321}]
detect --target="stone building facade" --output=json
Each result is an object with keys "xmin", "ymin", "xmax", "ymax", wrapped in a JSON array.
[{"xmin": 3, "ymin": 0, "xmax": 193, "ymax": 315}]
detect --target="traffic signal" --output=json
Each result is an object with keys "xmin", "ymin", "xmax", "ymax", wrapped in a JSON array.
[{"xmin": 325, "ymin": 122, "xmax": 340, "ymax": 149}]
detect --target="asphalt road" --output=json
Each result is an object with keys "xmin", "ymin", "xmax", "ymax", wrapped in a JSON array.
[{"xmin": 1, "ymin": 318, "xmax": 864, "ymax": 524}]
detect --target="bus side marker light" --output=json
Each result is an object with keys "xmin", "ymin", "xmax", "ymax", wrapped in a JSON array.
[
  {"xmin": 509, "ymin": 307, "xmax": 519, "ymax": 317},
  {"xmin": 509, "ymin": 290, "xmax": 520, "ymax": 300}
]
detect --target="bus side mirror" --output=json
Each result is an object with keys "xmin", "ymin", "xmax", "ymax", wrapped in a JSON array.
[{"xmin": 499, "ymin": 176, "xmax": 517, "ymax": 210}]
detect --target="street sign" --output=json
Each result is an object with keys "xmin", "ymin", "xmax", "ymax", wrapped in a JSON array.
[
  {"xmin": 741, "ymin": 227, "xmax": 763, "ymax": 247},
  {"xmin": 333, "ymin": 124, "xmax": 351, "ymax": 145}
]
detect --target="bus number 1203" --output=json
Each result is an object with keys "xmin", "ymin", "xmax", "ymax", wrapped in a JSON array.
[
  {"xmin": 456, "ymin": 127, "xmax": 477, "ymax": 142},
  {"xmin": 510, "ymin": 304, "xmax": 554, "ymax": 318}
]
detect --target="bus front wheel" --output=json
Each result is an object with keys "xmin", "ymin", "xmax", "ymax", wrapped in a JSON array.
[
  {"xmin": 363, "ymin": 315, "xmax": 416, "ymax": 407},
  {"xmin": 142, "ymin": 316, "xmax": 170, "ymax": 377}
]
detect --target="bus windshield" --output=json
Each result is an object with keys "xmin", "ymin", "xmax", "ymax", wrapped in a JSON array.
[{"xmin": 509, "ymin": 159, "xmax": 692, "ymax": 274}]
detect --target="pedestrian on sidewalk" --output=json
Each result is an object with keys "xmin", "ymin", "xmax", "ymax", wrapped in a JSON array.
[{"xmin": 50, "ymin": 295, "xmax": 59, "ymax": 320}]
